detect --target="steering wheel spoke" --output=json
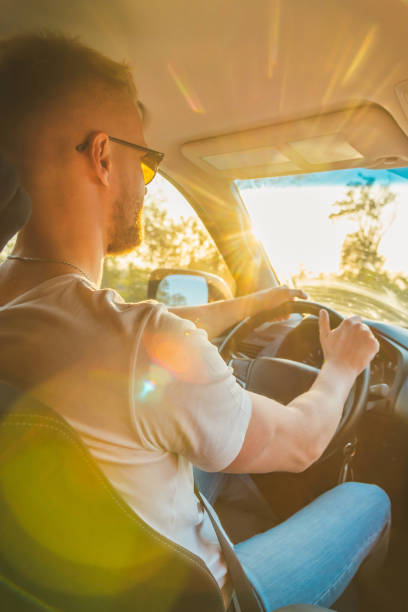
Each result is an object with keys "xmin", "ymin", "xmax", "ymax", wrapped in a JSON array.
[{"xmin": 229, "ymin": 358, "xmax": 253, "ymax": 388}]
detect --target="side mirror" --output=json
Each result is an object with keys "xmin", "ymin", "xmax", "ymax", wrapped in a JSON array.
[{"xmin": 148, "ymin": 269, "xmax": 233, "ymax": 306}]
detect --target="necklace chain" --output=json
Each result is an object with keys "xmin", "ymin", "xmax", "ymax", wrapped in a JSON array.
[{"xmin": 7, "ymin": 255, "xmax": 93, "ymax": 283}]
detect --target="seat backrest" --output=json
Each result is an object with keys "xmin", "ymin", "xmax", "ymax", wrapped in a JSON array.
[{"xmin": 0, "ymin": 383, "xmax": 225, "ymax": 612}]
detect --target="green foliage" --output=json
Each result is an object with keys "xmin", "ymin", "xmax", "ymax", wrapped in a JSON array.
[
  {"xmin": 102, "ymin": 194, "xmax": 231, "ymax": 303},
  {"xmin": 102, "ymin": 259, "xmax": 150, "ymax": 303}
]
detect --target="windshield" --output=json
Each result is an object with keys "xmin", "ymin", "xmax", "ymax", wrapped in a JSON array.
[{"xmin": 236, "ymin": 168, "xmax": 408, "ymax": 327}]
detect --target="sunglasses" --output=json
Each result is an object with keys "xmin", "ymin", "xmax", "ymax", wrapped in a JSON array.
[{"xmin": 76, "ymin": 136, "xmax": 164, "ymax": 185}]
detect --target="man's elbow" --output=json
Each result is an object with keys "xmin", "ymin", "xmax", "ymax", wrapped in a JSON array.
[
  {"xmin": 288, "ymin": 414, "xmax": 333, "ymax": 473},
  {"xmin": 290, "ymin": 440, "xmax": 324, "ymax": 473}
]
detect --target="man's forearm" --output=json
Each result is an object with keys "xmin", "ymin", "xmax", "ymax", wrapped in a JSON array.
[
  {"xmin": 287, "ymin": 360, "xmax": 356, "ymax": 464},
  {"xmin": 169, "ymin": 286, "xmax": 306, "ymax": 339},
  {"xmin": 169, "ymin": 292, "xmax": 264, "ymax": 339},
  {"xmin": 226, "ymin": 361, "xmax": 356, "ymax": 474}
]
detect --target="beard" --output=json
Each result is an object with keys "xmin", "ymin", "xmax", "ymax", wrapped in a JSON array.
[{"xmin": 106, "ymin": 194, "xmax": 144, "ymax": 256}]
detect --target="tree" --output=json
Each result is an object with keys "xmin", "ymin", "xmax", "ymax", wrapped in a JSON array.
[
  {"xmin": 328, "ymin": 174, "xmax": 408, "ymax": 311},
  {"xmin": 329, "ymin": 175, "xmax": 396, "ymax": 284}
]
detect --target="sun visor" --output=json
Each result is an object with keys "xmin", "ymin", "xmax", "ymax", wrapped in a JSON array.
[{"xmin": 182, "ymin": 104, "xmax": 408, "ymax": 179}]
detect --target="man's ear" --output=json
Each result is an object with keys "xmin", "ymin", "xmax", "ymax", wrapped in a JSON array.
[{"xmin": 89, "ymin": 132, "xmax": 112, "ymax": 187}]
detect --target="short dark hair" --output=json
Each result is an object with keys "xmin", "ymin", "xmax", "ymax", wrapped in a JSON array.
[{"xmin": 0, "ymin": 31, "xmax": 137, "ymax": 151}]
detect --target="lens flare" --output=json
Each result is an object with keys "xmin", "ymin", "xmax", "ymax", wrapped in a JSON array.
[
  {"xmin": 167, "ymin": 62, "xmax": 205, "ymax": 114},
  {"xmin": 138, "ymin": 379, "xmax": 156, "ymax": 401}
]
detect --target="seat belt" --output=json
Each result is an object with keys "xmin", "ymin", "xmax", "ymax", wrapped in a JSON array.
[{"xmin": 195, "ymin": 485, "xmax": 266, "ymax": 612}]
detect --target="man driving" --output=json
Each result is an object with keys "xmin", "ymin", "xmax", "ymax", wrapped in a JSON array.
[{"xmin": 0, "ymin": 32, "xmax": 390, "ymax": 611}]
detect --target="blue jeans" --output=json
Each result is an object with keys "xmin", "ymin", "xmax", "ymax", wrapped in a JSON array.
[{"xmin": 194, "ymin": 471, "xmax": 390, "ymax": 611}]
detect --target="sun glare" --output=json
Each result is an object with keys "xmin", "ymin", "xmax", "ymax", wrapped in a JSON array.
[{"xmin": 237, "ymin": 169, "xmax": 408, "ymax": 286}]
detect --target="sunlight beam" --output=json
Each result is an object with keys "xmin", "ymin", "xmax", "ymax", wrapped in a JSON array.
[
  {"xmin": 167, "ymin": 62, "xmax": 205, "ymax": 114},
  {"xmin": 341, "ymin": 24, "xmax": 379, "ymax": 86},
  {"xmin": 267, "ymin": 0, "xmax": 281, "ymax": 79}
]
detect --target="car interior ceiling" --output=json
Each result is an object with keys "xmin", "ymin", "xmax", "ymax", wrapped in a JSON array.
[{"xmin": 2, "ymin": 0, "xmax": 408, "ymax": 611}]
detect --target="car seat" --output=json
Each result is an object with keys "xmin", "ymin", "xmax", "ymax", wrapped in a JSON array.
[{"xmin": 0, "ymin": 382, "xmax": 333, "ymax": 612}]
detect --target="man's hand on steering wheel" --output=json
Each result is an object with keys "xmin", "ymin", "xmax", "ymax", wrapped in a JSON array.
[
  {"xmin": 319, "ymin": 310, "xmax": 379, "ymax": 379},
  {"xmin": 249, "ymin": 285, "xmax": 308, "ymax": 320}
]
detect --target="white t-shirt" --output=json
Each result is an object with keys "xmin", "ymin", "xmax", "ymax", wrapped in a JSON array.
[{"xmin": 0, "ymin": 274, "xmax": 252, "ymax": 606}]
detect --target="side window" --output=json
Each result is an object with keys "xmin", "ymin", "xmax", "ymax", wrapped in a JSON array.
[{"xmin": 102, "ymin": 174, "xmax": 234, "ymax": 302}]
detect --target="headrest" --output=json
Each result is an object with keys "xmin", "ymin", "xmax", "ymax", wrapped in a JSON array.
[{"xmin": 0, "ymin": 152, "xmax": 31, "ymax": 251}]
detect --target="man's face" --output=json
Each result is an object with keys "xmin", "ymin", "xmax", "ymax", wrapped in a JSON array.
[{"xmin": 106, "ymin": 108, "xmax": 146, "ymax": 256}]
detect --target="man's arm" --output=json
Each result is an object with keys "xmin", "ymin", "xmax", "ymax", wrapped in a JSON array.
[
  {"xmin": 223, "ymin": 311, "xmax": 379, "ymax": 474},
  {"xmin": 169, "ymin": 286, "xmax": 307, "ymax": 339}
]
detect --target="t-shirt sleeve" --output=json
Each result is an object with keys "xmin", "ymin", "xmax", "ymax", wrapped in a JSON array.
[{"xmin": 129, "ymin": 304, "xmax": 252, "ymax": 472}]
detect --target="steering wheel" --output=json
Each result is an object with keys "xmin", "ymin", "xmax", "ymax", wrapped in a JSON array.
[{"xmin": 220, "ymin": 300, "xmax": 370, "ymax": 459}]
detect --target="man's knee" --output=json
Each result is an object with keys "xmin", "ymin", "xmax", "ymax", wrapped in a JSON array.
[
  {"xmin": 336, "ymin": 481, "xmax": 390, "ymax": 507},
  {"xmin": 335, "ymin": 481, "xmax": 391, "ymax": 525}
]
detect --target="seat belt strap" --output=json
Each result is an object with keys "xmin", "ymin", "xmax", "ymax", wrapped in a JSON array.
[{"xmin": 195, "ymin": 485, "xmax": 265, "ymax": 612}]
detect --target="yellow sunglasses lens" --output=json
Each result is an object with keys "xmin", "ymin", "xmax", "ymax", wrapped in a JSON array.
[{"xmin": 141, "ymin": 161, "xmax": 155, "ymax": 185}]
